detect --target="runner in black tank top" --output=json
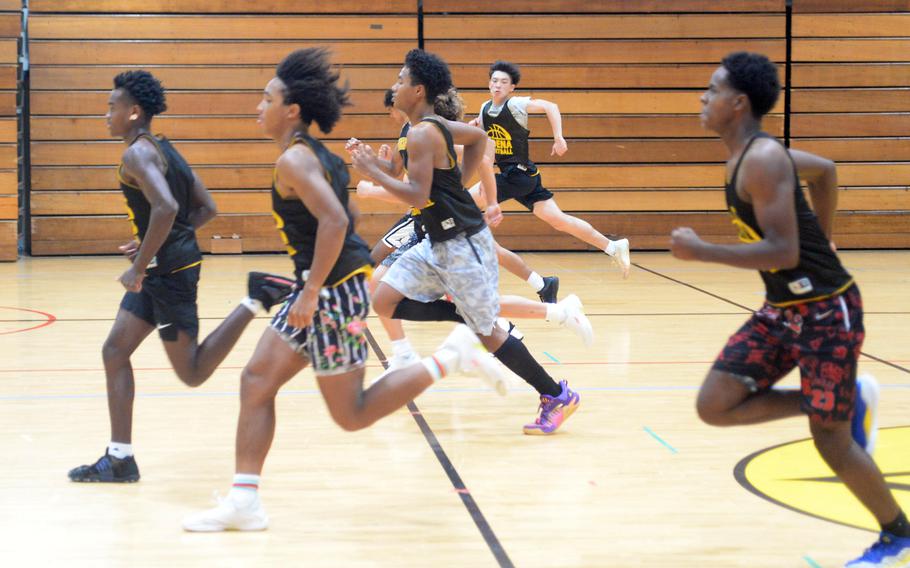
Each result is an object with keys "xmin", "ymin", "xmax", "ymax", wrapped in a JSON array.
[
  {"xmin": 184, "ymin": 48, "xmax": 511, "ymax": 533},
  {"xmin": 671, "ymin": 53, "xmax": 910, "ymax": 566},
  {"xmin": 467, "ymin": 60, "xmax": 632, "ymax": 278},
  {"xmin": 69, "ymin": 70, "xmax": 294, "ymax": 485},
  {"xmin": 271, "ymin": 132, "xmax": 371, "ymax": 285},
  {"xmin": 118, "ymin": 133, "xmax": 201, "ymax": 275},
  {"xmin": 352, "ymin": 49, "xmax": 585, "ymax": 436},
  {"xmin": 725, "ymin": 133, "xmax": 852, "ymax": 306}
]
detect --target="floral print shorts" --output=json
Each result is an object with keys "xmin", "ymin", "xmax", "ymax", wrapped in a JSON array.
[{"xmin": 270, "ymin": 273, "xmax": 370, "ymax": 376}]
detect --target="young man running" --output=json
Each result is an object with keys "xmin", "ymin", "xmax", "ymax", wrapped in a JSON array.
[
  {"xmin": 182, "ymin": 49, "xmax": 503, "ymax": 532},
  {"xmin": 469, "ymin": 60, "xmax": 632, "ymax": 278},
  {"xmin": 671, "ymin": 51, "xmax": 909, "ymax": 568},
  {"xmin": 68, "ymin": 70, "xmax": 293, "ymax": 483},
  {"xmin": 352, "ymin": 49, "xmax": 583, "ymax": 436}
]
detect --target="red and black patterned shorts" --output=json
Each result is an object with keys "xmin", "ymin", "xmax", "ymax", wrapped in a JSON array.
[{"xmin": 712, "ymin": 283, "xmax": 863, "ymax": 423}]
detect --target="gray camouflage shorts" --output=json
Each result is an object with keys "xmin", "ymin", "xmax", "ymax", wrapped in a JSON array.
[{"xmin": 381, "ymin": 226, "xmax": 499, "ymax": 336}]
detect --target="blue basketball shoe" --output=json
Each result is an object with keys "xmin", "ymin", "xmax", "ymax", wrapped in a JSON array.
[
  {"xmin": 852, "ymin": 374, "xmax": 880, "ymax": 454},
  {"xmin": 845, "ymin": 532, "xmax": 910, "ymax": 567}
]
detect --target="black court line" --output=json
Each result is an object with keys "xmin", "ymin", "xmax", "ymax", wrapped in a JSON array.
[
  {"xmin": 634, "ymin": 262, "xmax": 910, "ymax": 376},
  {"xmin": 363, "ymin": 328, "xmax": 514, "ymax": 568}
]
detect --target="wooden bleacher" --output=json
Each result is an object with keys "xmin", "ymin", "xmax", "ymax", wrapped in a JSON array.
[
  {"xmin": 27, "ymin": 0, "xmax": 417, "ymax": 255},
  {"xmin": 0, "ymin": 0, "xmax": 17, "ymax": 260},
  {"xmin": 21, "ymin": 0, "xmax": 910, "ymax": 257},
  {"xmin": 790, "ymin": 0, "xmax": 910, "ymax": 248}
]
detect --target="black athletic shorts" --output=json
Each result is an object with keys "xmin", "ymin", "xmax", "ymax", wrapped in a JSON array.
[
  {"xmin": 120, "ymin": 264, "xmax": 200, "ymax": 341},
  {"xmin": 495, "ymin": 164, "xmax": 554, "ymax": 211}
]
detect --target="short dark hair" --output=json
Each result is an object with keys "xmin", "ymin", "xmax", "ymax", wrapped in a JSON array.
[
  {"xmin": 113, "ymin": 70, "xmax": 167, "ymax": 117},
  {"xmin": 489, "ymin": 60, "xmax": 521, "ymax": 86},
  {"xmin": 404, "ymin": 49, "xmax": 452, "ymax": 103},
  {"xmin": 721, "ymin": 52, "xmax": 780, "ymax": 118},
  {"xmin": 383, "ymin": 88, "xmax": 394, "ymax": 109},
  {"xmin": 434, "ymin": 87, "xmax": 464, "ymax": 121},
  {"xmin": 276, "ymin": 47, "xmax": 350, "ymax": 134}
]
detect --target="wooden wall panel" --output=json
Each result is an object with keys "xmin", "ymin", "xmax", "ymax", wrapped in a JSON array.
[
  {"xmin": 0, "ymin": 5, "xmax": 16, "ymax": 261},
  {"xmin": 24, "ymin": 2, "xmax": 909, "ymax": 256},
  {"xmin": 28, "ymin": 6, "xmax": 416, "ymax": 256},
  {"xmin": 791, "ymin": 9, "xmax": 910, "ymax": 251}
]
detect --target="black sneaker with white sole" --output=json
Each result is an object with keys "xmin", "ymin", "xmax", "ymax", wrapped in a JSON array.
[{"xmin": 68, "ymin": 451, "xmax": 140, "ymax": 483}]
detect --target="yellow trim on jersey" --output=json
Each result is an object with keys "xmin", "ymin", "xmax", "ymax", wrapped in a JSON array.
[
  {"xmin": 170, "ymin": 260, "xmax": 202, "ymax": 274},
  {"xmin": 728, "ymin": 206, "xmax": 762, "ymax": 244},
  {"xmin": 329, "ymin": 264, "xmax": 373, "ymax": 287},
  {"xmin": 122, "ymin": 198, "xmax": 140, "ymax": 239},
  {"xmin": 767, "ymin": 278, "xmax": 855, "ymax": 308},
  {"xmin": 117, "ymin": 164, "xmax": 142, "ymax": 191},
  {"xmin": 271, "ymin": 209, "xmax": 299, "ymax": 257}
]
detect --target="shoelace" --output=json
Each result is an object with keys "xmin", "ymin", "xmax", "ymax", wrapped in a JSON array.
[{"xmin": 536, "ymin": 396, "xmax": 559, "ymax": 423}]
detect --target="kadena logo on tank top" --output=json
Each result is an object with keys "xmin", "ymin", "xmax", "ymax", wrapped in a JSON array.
[{"xmin": 487, "ymin": 124, "xmax": 513, "ymax": 156}]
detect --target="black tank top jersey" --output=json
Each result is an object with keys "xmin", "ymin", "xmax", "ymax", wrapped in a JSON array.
[
  {"xmin": 271, "ymin": 134, "xmax": 372, "ymax": 285},
  {"xmin": 118, "ymin": 134, "xmax": 201, "ymax": 275},
  {"xmin": 412, "ymin": 117, "xmax": 485, "ymax": 243},
  {"xmin": 481, "ymin": 98, "xmax": 532, "ymax": 168},
  {"xmin": 726, "ymin": 133, "xmax": 853, "ymax": 306},
  {"xmin": 396, "ymin": 121, "xmax": 427, "ymax": 240}
]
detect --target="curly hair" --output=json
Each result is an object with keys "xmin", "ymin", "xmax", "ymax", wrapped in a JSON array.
[
  {"xmin": 404, "ymin": 49, "xmax": 452, "ymax": 103},
  {"xmin": 434, "ymin": 87, "xmax": 464, "ymax": 121},
  {"xmin": 113, "ymin": 70, "xmax": 167, "ymax": 117},
  {"xmin": 383, "ymin": 88, "xmax": 394, "ymax": 109},
  {"xmin": 489, "ymin": 60, "xmax": 521, "ymax": 86},
  {"xmin": 721, "ymin": 52, "xmax": 780, "ymax": 118},
  {"xmin": 276, "ymin": 47, "xmax": 351, "ymax": 134}
]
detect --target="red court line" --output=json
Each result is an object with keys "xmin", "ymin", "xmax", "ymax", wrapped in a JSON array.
[{"xmin": 0, "ymin": 307, "xmax": 57, "ymax": 336}]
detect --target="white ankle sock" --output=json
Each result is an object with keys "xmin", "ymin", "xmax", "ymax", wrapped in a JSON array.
[
  {"xmin": 545, "ymin": 303, "xmax": 566, "ymax": 324},
  {"xmin": 526, "ymin": 272, "xmax": 545, "ymax": 292},
  {"xmin": 240, "ymin": 296, "xmax": 264, "ymax": 315},
  {"xmin": 391, "ymin": 338, "xmax": 414, "ymax": 358},
  {"xmin": 605, "ymin": 240, "xmax": 616, "ymax": 256},
  {"xmin": 229, "ymin": 473, "xmax": 260, "ymax": 506},
  {"xmin": 107, "ymin": 442, "xmax": 133, "ymax": 459},
  {"xmin": 421, "ymin": 349, "xmax": 458, "ymax": 381}
]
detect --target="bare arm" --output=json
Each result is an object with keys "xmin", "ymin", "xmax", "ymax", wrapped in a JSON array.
[
  {"xmin": 355, "ymin": 179, "xmax": 410, "ymax": 206},
  {"xmin": 346, "ymin": 138, "xmax": 403, "ymax": 178},
  {"xmin": 479, "ymin": 138, "xmax": 502, "ymax": 226},
  {"xmin": 120, "ymin": 141, "xmax": 178, "ymax": 277},
  {"xmin": 527, "ymin": 98, "xmax": 567, "ymax": 156},
  {"xmin": 789, "ymin": 148, "xmax": 838, "ymax": 239},
  {"xmin": 439, "ymin": 118, "xmax": 488, "ymax": 184},
  {"xmin": 187, "ymin": 170, "xmax": 217, "ymax": 230},
  {"xmin": 279, "ymin": 146, "xmax": 349, "ymax": 293},
  {"xmin": 671, "ymin": 141, "xmax": 799, "ymax": 271},
  {"xmin": 350, "ymin": 125, "xmax": 436, "ymax": 208}
]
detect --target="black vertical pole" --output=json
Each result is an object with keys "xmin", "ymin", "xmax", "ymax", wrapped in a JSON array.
[
  {"xmin": 17, "ymin": 0, "xmax": 30, "ymax": 255},
  {"xmin": 417, "ymin": 0, "xmax": 424, "ymax": 50},
  {"xmin": 784, "ymin": 0, "xmax": 792, "ymax": 147}
]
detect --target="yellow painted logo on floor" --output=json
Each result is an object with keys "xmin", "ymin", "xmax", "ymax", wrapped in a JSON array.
[{"xmin": 736, "ymin": 426, "xmax": 910, "ymax": 531}]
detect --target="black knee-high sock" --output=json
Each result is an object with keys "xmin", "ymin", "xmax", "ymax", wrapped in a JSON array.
[
  {"xmin": 883, "ymin": 510, "xmax": 910, "ymax": 537},
  {"xmin": 391, "ymin": 298, "xmax": 465, "ymax": 323},
  {"xmin": 493, "ymin": 335, "xmax": 561, "ymax": 397}
]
